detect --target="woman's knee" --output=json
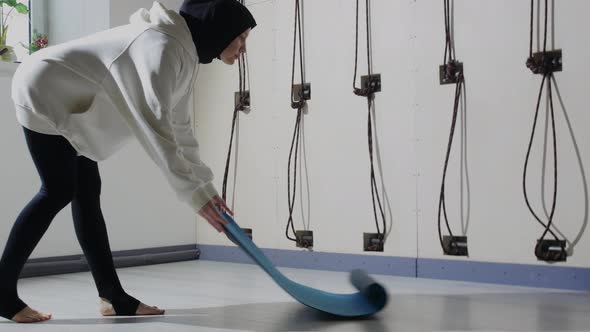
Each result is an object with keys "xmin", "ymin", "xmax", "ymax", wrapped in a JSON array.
[
  {"xmin": 39, "ymin": 182, "xmax": 76, "ymax": 208},
  {"xmin": 76, "ymin": 158, "xmax": 102, "ymax": 198},
  {"xmin": 75, "ymin": 176, "xmax": 102, "ymax": 201}
]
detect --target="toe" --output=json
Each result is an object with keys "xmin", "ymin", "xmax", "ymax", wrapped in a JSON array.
[{"xmin": 136, "ymin": 303, "xmax": 165, "ymax": 315}]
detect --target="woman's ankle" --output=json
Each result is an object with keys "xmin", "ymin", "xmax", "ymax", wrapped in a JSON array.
[{"xmin": 0, "ymin": 297, "xmax": 27, "ymax": 321}]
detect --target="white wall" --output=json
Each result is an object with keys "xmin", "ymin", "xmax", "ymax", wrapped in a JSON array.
[
  {"xmin": 414, "ymin": 0, "xmax": 590, "ymax": 266},
  {"xmin": 46, "ymin": 0, "xmax": 110, "ymax": 45},
  {"xmin": 194, "ymin": 0, "xmax": 590, "ymax": 268},
  {"xmin": 0, "ymin": 0, "xmax": 196, "ymax": 259},
  {"xmin": 3, "ymin": 0, "xmax": 29, "ymax": 61},
  {"xmin": 109, "ymin": 0, "xmax": 185, "ymax": 27}
]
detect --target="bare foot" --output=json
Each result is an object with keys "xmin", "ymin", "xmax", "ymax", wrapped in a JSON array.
[
  {"xmin": 99, "ymin": 298, "xmax": 165, "ymax": 316},
  {"xmin": 11, "ymin": 306, "xmax": 52, "ymax": 323},
  {"xmin": 134, "ymin": 302, "xmax": 165, "ymax": 316}
]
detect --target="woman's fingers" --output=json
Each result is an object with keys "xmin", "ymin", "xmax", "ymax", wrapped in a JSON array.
[
  {"xmin": 210, "ymin": 201, "xmax": 229, "ymax": 227},
  {"xmin": 215, "ymin": 196, "xmax": 234, "ymax": 216},
  {"xmin": 207, "ymin": 211, "xmax": 224, "ymax": 232},
  {"xmin": 209, "ymin": 220, "xmax": 224, "ymax": 233},
  {"xmin": 198, "ymin": 196, "xmax": 233, "ymax": 234},
  {"xmin": 199, "ymin": 204, "xmax": 226, "ymax": 233}
]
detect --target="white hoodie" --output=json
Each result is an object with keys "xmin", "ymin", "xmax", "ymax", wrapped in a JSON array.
[{"xmin": 11, "ymin": 2, "xmax": 218, "ymax": 212}]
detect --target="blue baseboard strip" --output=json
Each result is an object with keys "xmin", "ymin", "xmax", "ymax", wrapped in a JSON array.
[
  {"xmin": 198, "ymin": 245, "xmax": 416, "ymax": 277},
  {"xmin": 198, "ymin": 245, "xmax": 590, "ymax": 291},
  {"xmin": 418, "ymin": 258, "xmax": 590, "ymax": 291}
]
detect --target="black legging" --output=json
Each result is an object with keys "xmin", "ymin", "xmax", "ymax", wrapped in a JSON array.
[{"xmin": 0, "ymin": 127, "xmax": 138, "ymax": 319}]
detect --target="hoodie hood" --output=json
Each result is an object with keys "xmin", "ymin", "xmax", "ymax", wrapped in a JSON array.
[
  {"xmin": 179, "ymin": 0, "xmax": 257, "ymax": 64},
  {"xmin": 130, "ymin": 2, "xmax": 197, "ymax": 59}
]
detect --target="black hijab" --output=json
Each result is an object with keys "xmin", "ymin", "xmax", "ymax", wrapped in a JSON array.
[{"xmin": 180, "ymin": 0, "xmax": 257, "ymax": 64}]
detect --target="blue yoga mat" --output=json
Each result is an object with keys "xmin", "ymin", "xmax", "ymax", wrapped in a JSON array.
[{"xmin": 221, "ymin": 211, "xmax": 388, "ymax": 317}]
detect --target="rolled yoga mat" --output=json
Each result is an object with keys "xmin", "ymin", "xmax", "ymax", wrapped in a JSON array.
[{"xmin": 221, "ymin": 211, "xmax": 388, "ymax": 317}]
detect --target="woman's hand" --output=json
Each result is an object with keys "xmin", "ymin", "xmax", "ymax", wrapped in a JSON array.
[{"xmin": 198, "ymin": 196, "xmax": 233, "ymax": 233}]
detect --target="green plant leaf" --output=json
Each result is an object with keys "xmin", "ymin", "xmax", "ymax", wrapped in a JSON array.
[
  {"xmin": 14, "ymin": 3, "xmax": 28, "ymax": 14},
  {"xmin": 1, "ymin": 24, "xmax": 8, "ymax": 45},
  {"xmin": 6, "ymin": 0, "xmax": 17, "ymax": 7}
]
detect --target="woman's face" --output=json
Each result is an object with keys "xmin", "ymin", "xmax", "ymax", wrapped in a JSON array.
[{"xmin": 220, "ymin": 28, "xmax": 251, "ymax": 65}]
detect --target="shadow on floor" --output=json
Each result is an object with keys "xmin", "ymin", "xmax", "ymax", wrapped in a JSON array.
[
  {"xmin": 1, "ymin": 292, "xmax": 588, "ymax": 331},
  {"xmin": 17, "ymin": 302, "xmax": 388, "ymax": 332}
]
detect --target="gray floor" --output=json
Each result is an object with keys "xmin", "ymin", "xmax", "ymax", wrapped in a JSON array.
[{"xmin": 0, "ymin": 260, "xmax": 588, "ymax": 331}]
